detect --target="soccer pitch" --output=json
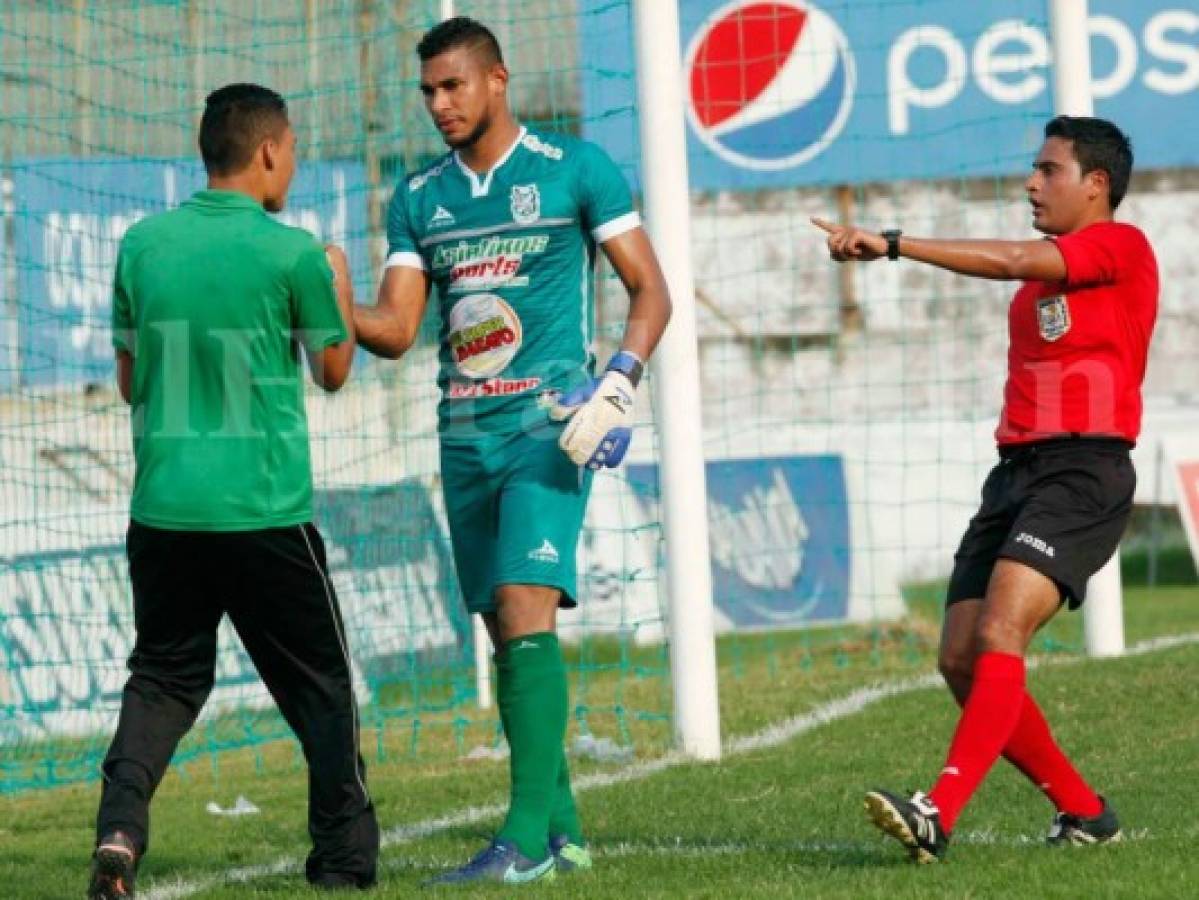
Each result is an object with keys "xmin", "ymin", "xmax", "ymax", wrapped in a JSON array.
[
  {"xmin": 4, "ymin": 2, "xmax": 1198, "ymax": 897},
  {"xmin": 7, "ymin": 584, "xmax": 1198, "ymax": 898}
]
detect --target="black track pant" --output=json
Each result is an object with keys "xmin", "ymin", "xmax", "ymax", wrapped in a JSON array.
[{"xmin": 96, "ymin": 521, "xmax": 379, "ymax": 887}]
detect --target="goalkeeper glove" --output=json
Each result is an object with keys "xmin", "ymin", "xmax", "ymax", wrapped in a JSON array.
[{"xmin": 549, "ymin": 351, "xmax": 643, "ymax": 470}]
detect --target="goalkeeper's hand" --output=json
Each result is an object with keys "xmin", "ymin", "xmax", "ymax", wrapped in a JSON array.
[{"xmin": 549, "ymin": 351, "xmax": 643, "ymax": 470}]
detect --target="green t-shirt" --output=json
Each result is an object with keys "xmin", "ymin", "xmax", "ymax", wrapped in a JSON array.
[
  {"xmin": 111, "ymin": 189, "xmax": 347, "ymax": 530},
  {"xmin": 386, "ymin": 126, "xmax": 640, "ymax": 437}
]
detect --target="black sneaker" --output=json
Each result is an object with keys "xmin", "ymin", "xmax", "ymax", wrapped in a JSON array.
[
  {"xmin": 1047, "ymin": 796, "xmax": 1122, "ymax": 846},
  {"xmin": 87, "ymin": 831, "xmax": 138, "ymax": 899},
  {"xmin": 864, "ymin": 789, "xmax": 949, "ymax": 863},
  {"xmin": 310, "ymin": 871, "xmax": 375, "ymax": 891}
]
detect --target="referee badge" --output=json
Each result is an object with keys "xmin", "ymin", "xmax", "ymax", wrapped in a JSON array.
[{"xmin": 1036, "ymin": 295, "xmax": 1071, "ymax": 342}]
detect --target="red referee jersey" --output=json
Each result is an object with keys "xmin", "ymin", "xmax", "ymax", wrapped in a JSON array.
[{"xmin": 995, "ymin": 220, "xmax": 1158, "ymax": 446}]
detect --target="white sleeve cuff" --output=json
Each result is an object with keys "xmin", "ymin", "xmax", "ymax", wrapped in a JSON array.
[
  {"xmin": 385, "ymin": 250, "xmax": 427, "ymax": 271},
  {"xmin": 592, "ymin": 211, "xmax": 641, "ymax": 244}
]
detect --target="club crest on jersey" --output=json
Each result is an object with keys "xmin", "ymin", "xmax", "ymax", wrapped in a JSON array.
[
  {"xmin": 1037, "ymin": 295, "xmax": 1071, "ymax": 342},
  {"xmin": 510, "ymin": 184, "xmax": 540, "ymax": 225}
]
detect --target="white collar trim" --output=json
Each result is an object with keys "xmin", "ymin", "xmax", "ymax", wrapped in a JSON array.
[{"xmin": 455, "ymin": 125, "xmax": 527, "ymax": 198}]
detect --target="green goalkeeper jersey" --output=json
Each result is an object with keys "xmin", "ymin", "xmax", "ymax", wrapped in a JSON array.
[{"xmin": 386, "ymin": 126, "xmax": 640, "ymax": 437}]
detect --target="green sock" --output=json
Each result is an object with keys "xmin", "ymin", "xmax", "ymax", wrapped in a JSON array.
[
  {"xmin": 548, "ymin": 748, "xmax": 583, "ymax": 846},
  {"xmin": 496, "ymin": 632, "xmax": 567, "ymax": 861}
]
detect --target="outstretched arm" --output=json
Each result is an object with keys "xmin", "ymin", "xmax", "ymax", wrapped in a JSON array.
[
  {"xmin": 353, "ymin": 264, "xmax": 431, "ymax": 360},
  {"xmin": 811, "ymin": 216, "xmax": 1067, "ymax": 282}
]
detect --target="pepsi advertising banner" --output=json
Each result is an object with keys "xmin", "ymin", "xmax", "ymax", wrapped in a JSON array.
[
  {"xmin": 580, "ymin": 0, "xmax": 1199, "ymax": 189},
  {"xmin": 12, "ymin": 160, "xmax": 367, "ymax": 387},
  {"xmin": 626, "ymin": 454, "xmax": 851, "ymax": 628}
]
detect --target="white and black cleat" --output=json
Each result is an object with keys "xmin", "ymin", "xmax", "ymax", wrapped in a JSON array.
[
  {"xmin": 864, "ymin": 789, "xmax": 949, "ymax": 863},
  {"xmin": 1047, "ymin": 795, "xmax": 1123, "ymax": 846}
]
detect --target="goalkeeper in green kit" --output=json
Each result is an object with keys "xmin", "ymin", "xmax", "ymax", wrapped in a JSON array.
[{"xmin": 353, "ymin": 17, "xmax": 672, "ymax": 886}]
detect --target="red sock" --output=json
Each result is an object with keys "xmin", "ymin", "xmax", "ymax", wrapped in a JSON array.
[
  {"xmin": 928, "ymin": 651, "xmax": 1025, "ymax": 832},
  {"xmin": 1003, "ymin": 693, "xmax": 1103, "ymax": 818}
]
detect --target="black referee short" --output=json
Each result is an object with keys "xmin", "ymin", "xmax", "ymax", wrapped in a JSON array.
[
  {"xmin": 97, "ymin": 521, "xmax": 378, "ymax": 887},
  {"xmin": 947, "ymin": 437, "xmax": 1135, "ymax": 609}
]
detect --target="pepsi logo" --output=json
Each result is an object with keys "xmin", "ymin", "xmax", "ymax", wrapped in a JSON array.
[{"xmin": 685, "ymin": 1, "xmax": 855, "ymax": 171}]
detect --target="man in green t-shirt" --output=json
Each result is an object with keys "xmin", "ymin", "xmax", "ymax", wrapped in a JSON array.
[
  {"xmin": 354, "ymin": 17, "xmax": 672, "ymax": 886},
  {"xmin": 89, "ymin": 84, "xmax": 378, "ymax": 899}
]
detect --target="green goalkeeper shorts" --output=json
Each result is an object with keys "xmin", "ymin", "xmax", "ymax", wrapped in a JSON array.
[{"xmin": 439, "ymin": 424, "xmax": 594, "ymax": 614}]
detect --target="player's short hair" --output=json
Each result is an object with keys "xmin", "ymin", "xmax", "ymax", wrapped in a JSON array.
[
  {"xmin": 199, "ymin": 83, "xmax": 289, "ymax": 176},
  {"xmin": 1044, "ymin": 116, "xmax": 1133, "ymax": 209},
  {"xmin": 416, "ymin": 16, "xmax": 503, "ymax": 68}
]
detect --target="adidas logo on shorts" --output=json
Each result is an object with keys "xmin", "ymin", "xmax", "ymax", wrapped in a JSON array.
[{"xmin": 528, "ymin": 539, "xmax": 560, "ymax": 565}]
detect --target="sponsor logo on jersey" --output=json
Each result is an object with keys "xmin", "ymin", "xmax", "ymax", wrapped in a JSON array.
[
  {"xmin": 448, "ymin": 293, "xmax": 522, "ymax": 378},
  {"xmin": 431, "ymin": 235, "xmax": 550, "ymax": 269},
  {"xmin": 684, "ymin": 1, "xmax": 854, "ymax": 171},
  {"xmin": 429, "ymin": 205, "xmax": 455, "ymax": 228},
  {"xmin": 447, "ymin": 376, "xmax": 543, "ymax": 399},
  {"xmin": 448, "ymin": 254, "xmax": 529, "ymax": 292},
  {"xmin": 510, "ymin": 184, "xmax": 541, "ymax": 225},
  {"xmin": 434, "ymin": 235, "xmax": 549, "ymax": 292},
  {"xmin": 1037, "ymin": 295, "xmax": 1071, "ymax": 342}
]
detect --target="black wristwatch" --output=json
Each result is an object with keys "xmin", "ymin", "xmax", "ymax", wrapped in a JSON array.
[{"xmin": 881, "ymin": 229, "xmax": 902, "ymax": 261}]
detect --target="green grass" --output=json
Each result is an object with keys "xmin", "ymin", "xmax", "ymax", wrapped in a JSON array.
[{"xmin": 4, "ymin": 585, "xmax": 1198, "ymax": 898}]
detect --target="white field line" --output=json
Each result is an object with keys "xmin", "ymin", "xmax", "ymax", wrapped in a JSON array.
[
  {"xmin": 139, "ymin": 631, "xmax": 1199, "ymax": 899},
  {"xmin": 582, "ymin": 827, "xmax": 1155, "ymax": 857},
  {"xmin": 369, "ymin": 826, "xmax": 1155, "ymax": 872}
]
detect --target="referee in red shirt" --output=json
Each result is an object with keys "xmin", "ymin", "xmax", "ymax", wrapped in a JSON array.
[{"xmin": 813, "ymin": 116, "xmax": 1158, "ymax": 862}]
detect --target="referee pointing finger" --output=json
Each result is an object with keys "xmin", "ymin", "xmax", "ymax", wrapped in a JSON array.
[
  {"xmin": 88, "ymin": 84, "xmax": 378, "ymax": 898},
  {"xmin": 817, "ymin": 116, "xmax": 1157, "ymax": 864}
]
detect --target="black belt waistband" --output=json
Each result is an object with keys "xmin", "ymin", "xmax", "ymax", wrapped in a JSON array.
[{"xmin": 998, "ymin": 435, "xmax": 1133, "ymax": 461}]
